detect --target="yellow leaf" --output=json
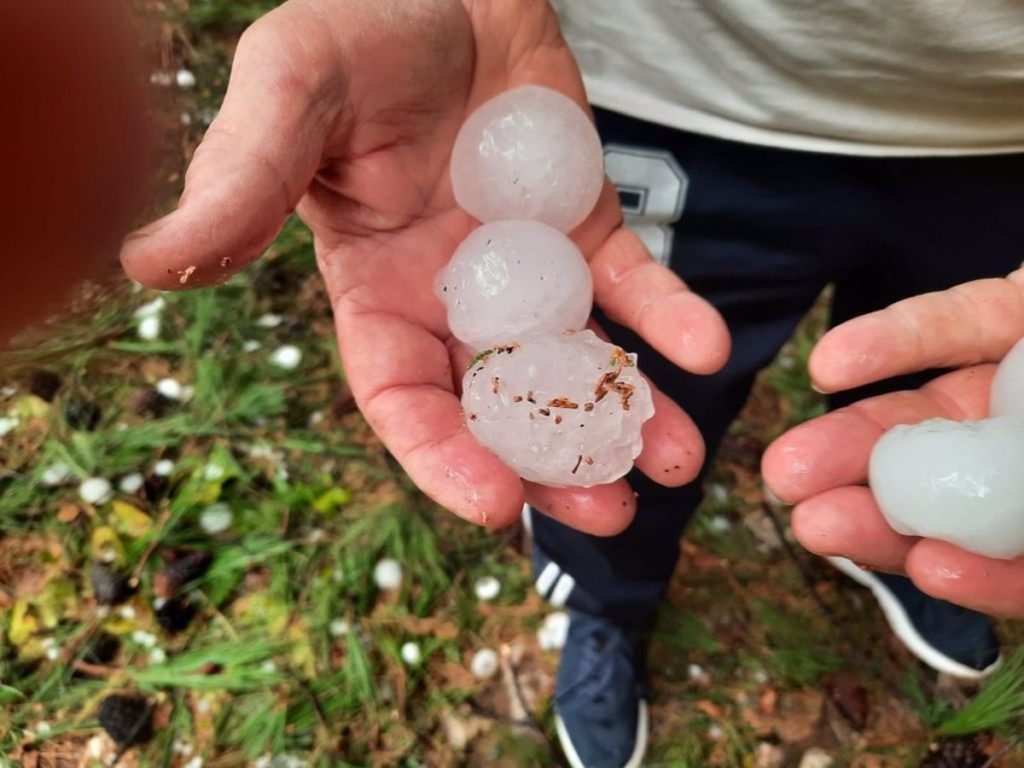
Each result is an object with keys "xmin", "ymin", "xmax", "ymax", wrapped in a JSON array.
[
  {"xmin": 9, "ymin": 600, "xmax": 38, "ymax": 646},
  {"xmin": 90, "ymin": 526, "xmax": 126, "ymax": 565},
  {"xmin": 110, "ymin": 500, "xmax": 153, "ymax": 538},
  {"xmin": 12, "ymin": 394, "xmax": 50, "ymax": 420}
]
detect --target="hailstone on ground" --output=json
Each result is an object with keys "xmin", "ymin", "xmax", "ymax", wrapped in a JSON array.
[
  {"xmin": 450, "ymin": 85, "xmax": 604, "ymax": 233},
  {"xmin": 436, "ymin": 220, "xmax": 592, "ymax": 350},
  {"xmin": 869, "ymin": 417, "xmax": 1024, "ymax": 559},
  {"xmin": 462, "ymin": 331, "xmax": 654, "ymax": 487}
]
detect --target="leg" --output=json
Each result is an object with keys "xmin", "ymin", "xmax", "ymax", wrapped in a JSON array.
[
  {"xmin": 533, "ymin": 111, "xmax": 866, "ymax": 624},
  {"xmin": 542, "ymin": 111, "xmax": 873, "ymax": 768}
]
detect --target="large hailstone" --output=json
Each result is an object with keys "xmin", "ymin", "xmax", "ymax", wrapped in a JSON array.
[
  {"xmin": 462, "ymin": 330, "xmax": 654, "ymax": 487},
  {"xmin": 990, "ymin": 337, "xmax": 1024, "ymax": 419},
  {"xmin": 450, "ymin": 85, "xmax": 604, "ymax": 233},
  {"xmin": 869, "ymin": 417, "xmax": 1024, "ymax": 559},
  {"xmin": 435, "ymin": 220, "xmax": 592, "ymax": 350}
]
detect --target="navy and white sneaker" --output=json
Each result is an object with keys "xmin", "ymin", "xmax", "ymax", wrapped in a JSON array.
[
  {"xmin": 828, "ymin": 557, "xmax": 1002, "ymax": 679},
  {"xmin": 554, "ymin": 611, "xmax": 650, "ymax": 768}
]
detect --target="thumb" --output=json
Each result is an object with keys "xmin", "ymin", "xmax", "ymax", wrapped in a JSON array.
[{"xmin": 121, "ymin": 7, "xmax": 344, "ymax": 289}]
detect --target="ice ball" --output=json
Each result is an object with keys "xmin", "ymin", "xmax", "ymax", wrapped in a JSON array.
[
  {"xmin": 462, "ymin": 330, "xmax": 654, "ymax": 487},
  {"xmin": 869, "ymin": 417, "xmax": 1024, "ymax": 559},
  {"xmin": 450, "ymin": 85, "xmax": 604, "ymax": 233},
  {"xmin": 990, "ymin": 337, "xmax": 1024, "ymax": 419},
  {"xmin": 436, "ymin": 220, "xmax": 592, "ymax": 350}
]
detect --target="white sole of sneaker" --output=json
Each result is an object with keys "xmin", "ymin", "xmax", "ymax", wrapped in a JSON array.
[
  {"xmin": 826, "ymin": 556, "xmax": 1001, "ymax": 681},
  {"xmin": 555, "ymin": 700, "xmax": 649, "ymax": 768}
]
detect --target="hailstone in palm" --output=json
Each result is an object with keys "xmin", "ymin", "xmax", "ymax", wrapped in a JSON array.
[
  {"xmin": 870, "ymin": 417, "xmax": 1024, "ymax": 559},
  {"xmin": 450, "ymin": 85, "xmax": 604, "ymax": 233},
  {"xmin": 461, "ymin": 331, "xmax": 654, "ymax": 487},
  {"xmin": 436, "ymin": 220, "xmax": 592, "ymax": 350},
  {"xmin": 989, "ymin": 337, "xmax": 1024, "ymax": 419}
]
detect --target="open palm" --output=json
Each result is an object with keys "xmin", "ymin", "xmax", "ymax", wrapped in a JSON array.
[
  {"xmin": 763, "ymin": 269, "xmax": 1024, "ymax": 617},
  {"xmin": 122, "ymin": 0, "xmax": 729, "ymax": 534}
]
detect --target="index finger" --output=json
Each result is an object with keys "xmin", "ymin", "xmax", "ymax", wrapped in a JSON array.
[{"xmin": 809, "ymin": 272, "xmax": 1024, "ymax": 393}]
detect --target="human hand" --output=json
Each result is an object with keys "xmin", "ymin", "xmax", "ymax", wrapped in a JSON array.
[
  {"xmin": 121, "ymin": 0, "xmax": 730, "ymax": 534},
  {"xmin": 763, "ymin": 268, "xmax": 1024, "ymax": 617}
]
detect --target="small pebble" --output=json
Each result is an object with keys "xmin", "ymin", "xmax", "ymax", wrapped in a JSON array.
[
  {"xmin": 400, "ymin": 641, "xmax": 422, "ymax": 666},
  {"xmin": 41, "ymin": 462, "xmax": 72, "ymax": 487},
  {"xmin": 199, "ymin": 503, "xmax": 233, "ymax": 534},
  {"xmin": 118, "ymin": 473, "xmax": 145, "ymax": 494},
  {"xmin": 0, "ymin": 416, "xmax": 20, "ymax": 437},
  {"xmin": 153, "ymin": 459, "xmax": 175, "ymax": 477},
  {"xmin": 329, "ymin": 619, "xmax": 350, "ymax": 637},
  {"xmin": 79, "ymin": 477, "xmax": 113, "ymax": 505},
  {"xmin": 256, "ymin": 313, "xmax": 283, "ymax": 328},
  {"xmin": 175, "ymin": 68, "xmax": 196, "ymax": 89},
  {"xmin": 373, "ymin": 558, "xmax": 403, "ymax": 591},
  {"xmin": 470, "ymin": 648, "xmax": 499, "ymax": 679},
  {"xmin": 138, "ymin": 315, "xmax": 161, "ymax": 341},
  {"xmin": 269, "ymin": 345, "xmax": 302, "ymax": 370},
  {"xmin": 473, "ymin": 576, "xmax": 501, "ymax": 601}
]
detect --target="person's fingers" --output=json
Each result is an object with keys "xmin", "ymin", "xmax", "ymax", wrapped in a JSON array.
[
  {"xmin": 121, "ymin": 3, "xmax": 344, "ymax": 289},
  {"xmin": 906, "ymin": 540, "xmax": 1024, "ymax": 618},
  {"xmin": 633, "ymin": 384, "xmax": 704, "ymax": 487},
  {"xmin": 791, "ymin": 486, "xmax": 917, "ymax": 573},
  {"xmin": 334, "ymin": 287, "xmax": 524, "ymax": 528},
  {"xmin": 762, "ymin": 365, "xmax": 995, "ymax": 504},
  {"xmin": 810, "ymin": 273, "xmax": 1024, "ymax": 393},
  {"xmin": 589, "ymin": 227, "xmax": 731, "ymax": 375},
  {"xmin": 526, "ymin": 479, "xmax": 636, "ymax": 537}
]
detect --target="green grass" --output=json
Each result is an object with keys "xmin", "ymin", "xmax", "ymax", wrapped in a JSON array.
[{"xmin": 3, "ymin": 1, "xmax": 1024, "ymax": 766}]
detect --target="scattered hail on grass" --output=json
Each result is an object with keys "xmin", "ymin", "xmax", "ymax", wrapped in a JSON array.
[
  {"xmin": 153, "ymin": 459, "xmax": 176, "ymax": 477},
  {"xmin": 175, "ymin": 68, "xmax": 196, "ymax": 89},
  {"xmin": 400, "ymin": 641, "xmax": 422, "ymax": 666},
  {"xmin": 40, "ymin": 461, "xmax": 72, "ymax": 486},
  {"xmin": 473, "ymin": 576, "xmax": 501, "ymax": 601},
  {"xmin": 372, "ymin": 558, "xmax": 403, "ymax": 591},
  {"xmin": 269, "ymin": 345, "xmax": 302, "ymax": 370},
  {"xmin": 199, "ymin": 503, "xmax": 233, "ymax": 534},
  {"xmin": 118, "ymin": 472, "xmax": 144, "ymax": 494},
  {"xmin": 79, "ymin": 477, "xmax": 113, "ymax": 505},
  {"xmin": 470, "ymin": 648, "xmax": 499, "ymax": 679},
  {"xmin": 137, "ymin": 315, "xmax": 161, "ymax": 340}
]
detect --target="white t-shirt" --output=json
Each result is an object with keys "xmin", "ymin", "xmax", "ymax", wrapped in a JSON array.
[{"xmin": 553, "ymin": 0, "xmax": 1024, "ymax": 156}]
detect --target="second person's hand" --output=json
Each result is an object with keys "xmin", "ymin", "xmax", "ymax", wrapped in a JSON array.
[{"xmin": 121, "ymin": 0, "xmax": 730, "ymax": 534}]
